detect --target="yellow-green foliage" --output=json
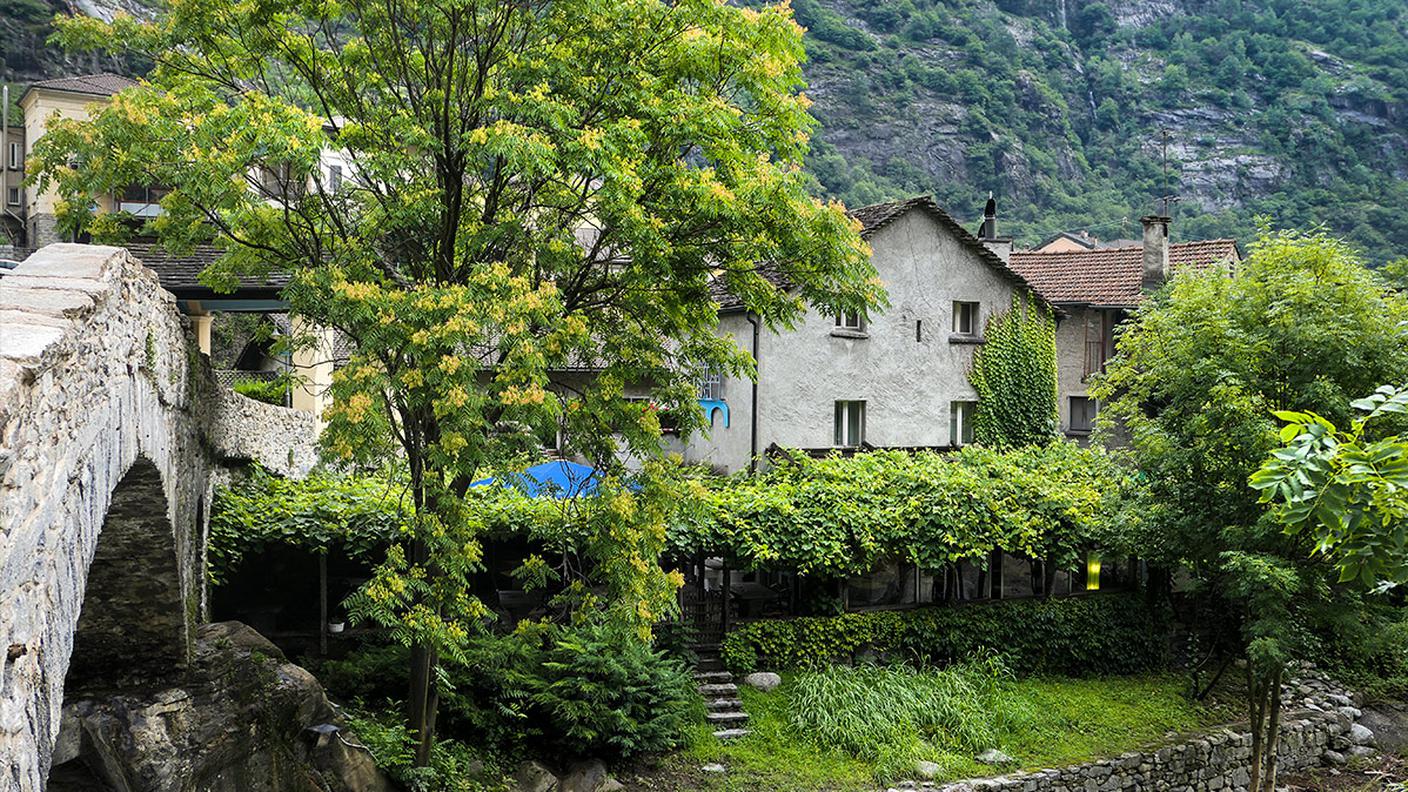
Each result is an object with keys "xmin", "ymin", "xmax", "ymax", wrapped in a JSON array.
[{"xmin": 969, "ymin": 293, "xmax": 1059, "ymax": 448}]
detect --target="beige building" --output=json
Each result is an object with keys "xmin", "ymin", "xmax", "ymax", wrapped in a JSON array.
[
  {"xmin": 7, "ymin": 72, "xmax": 337, "ymax": 420},
  {"xmin": 15, "ymin": 73, "xmax": 140, "ymax": 248},
  {"xmin": 1010, "ymin": 219, "xmax": 1241, "ymax": 437}
]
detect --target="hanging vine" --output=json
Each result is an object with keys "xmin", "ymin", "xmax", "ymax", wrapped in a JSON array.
[{"xmin": 968, "ymin": 292, "xmax": 1059, "ymax": 448}]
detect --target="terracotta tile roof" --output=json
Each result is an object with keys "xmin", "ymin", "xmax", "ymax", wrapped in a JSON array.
[
  {"xmin": 1009, "ymin": 238, "xmax": 1240, "ymax": 307},
  {"xmin": 712, "ymin": 195, "xmax": 1051, "ymax": 312},
  {"xmin": 23, "ymin": 73, "xmax": 138, "ymax": 99}
]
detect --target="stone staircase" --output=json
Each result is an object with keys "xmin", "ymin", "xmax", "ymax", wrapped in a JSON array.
[{"xmin": 694, "ymin": 645, "xmax": 750, "ymax": 740}]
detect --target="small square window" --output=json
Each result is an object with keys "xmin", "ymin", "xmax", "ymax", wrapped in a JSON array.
[
  {"xmin": 698, "ymin": 369, "xmax": 723, "ymax": 401},
  {"xmin": 834, "ymin": 400, "xmax": 865, "ymax": 447},
  {"xmin": 950, "ymin": 400, "xmax": 976, "ymax": 446},
  {"xmin": 1070, "ymin": 396, "xmax": 1098, "ymax": 434},
  {"xmin": 953, "ymin": 301, "xmax": 979, "ymax": 335},
  {"xmin": 835, "ymin": 311, "xmax": 865, "ymax": 331}
]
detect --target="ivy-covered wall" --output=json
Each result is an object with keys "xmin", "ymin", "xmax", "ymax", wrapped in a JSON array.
[{"xmin": 969, "ymin": 293, "xmax": 1059, "ymax": 448}]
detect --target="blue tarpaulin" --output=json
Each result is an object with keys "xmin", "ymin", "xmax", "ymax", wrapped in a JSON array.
[{"xmin": 471, "ymin": 460, "xmax": 603, "ymax": 499}]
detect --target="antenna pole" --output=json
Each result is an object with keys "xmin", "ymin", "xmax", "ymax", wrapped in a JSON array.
[{"xmin": 1160, "ymin": 128, "xmax": 1172, "ymax": 217}]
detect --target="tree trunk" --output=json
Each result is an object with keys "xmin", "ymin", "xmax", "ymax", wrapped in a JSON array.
[
  {"xmin": 1261, "ymin": 665, "xmax": 1284, "ymax": 792},
  {"xmin": 1246, "ymin": 661, "xmax": 1285, "ymax": 792},
  {"xmin": 408, "ymin": 640, "xmax": 437, "ymax": 765},
  {"xmin": 1248, "ymin": 664, "xmax": 1265, "ymax": 792}
]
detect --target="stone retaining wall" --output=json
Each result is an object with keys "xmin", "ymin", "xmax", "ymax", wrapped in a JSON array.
[{"xmin": 911, "ymin": 674, "xmax": 1371, "ymax": 792}]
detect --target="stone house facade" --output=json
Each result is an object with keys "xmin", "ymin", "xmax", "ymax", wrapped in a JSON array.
[
  {"xmin": 671, "ymin": 196, "xmax": 1053, "ymax": 474},
  {"xmin": 1010, "ymin": 218, "xmax": 1241, "ymax": 437}
]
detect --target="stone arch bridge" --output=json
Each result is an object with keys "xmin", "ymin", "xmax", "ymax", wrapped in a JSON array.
[{"xmin": 0, "ymin": 245, "xmax": 319, "ymax": 790}]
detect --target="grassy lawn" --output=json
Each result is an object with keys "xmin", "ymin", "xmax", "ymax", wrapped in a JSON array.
[{"xmin": 634, "ymin": 670, "xmax": 1236, "ymax": 792}]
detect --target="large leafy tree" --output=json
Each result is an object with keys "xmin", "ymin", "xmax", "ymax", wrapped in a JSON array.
[
  {"xmin": 1252, "ymin": 384, "xmax": 1408, "ymax": 586},
  {"xmin": 1092, "ymin": 229, "xmax": 1408, "ymax": 792},
  {"xmin": 34, "ymin": 0, "xmax": 879, "ymax": 762}
]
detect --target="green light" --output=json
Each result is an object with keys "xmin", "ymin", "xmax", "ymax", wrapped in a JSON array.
[{"xmin": 1086, "ymin": 552, "xmax": 1101, "ymax": 591}]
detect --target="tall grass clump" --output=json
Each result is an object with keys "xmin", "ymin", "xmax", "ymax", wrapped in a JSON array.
[{"xmin": 787, "ymin": 655, "xmax": 1026, "ymax": 779}]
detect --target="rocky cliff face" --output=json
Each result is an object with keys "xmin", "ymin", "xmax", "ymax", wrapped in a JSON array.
[
  {"xmin": 5, "ymin": 0, "xmax": 1406, "ymax": 258},
  {"xmin": 0, "ymin": 0, "xmax": 145, "ymax": 85},
  {"xmin": 796, "ymin": 0, "xmax": 1408, "ymax": 258},
  {"xmin": 47, "ymin": 621, "xmax": 394, "ymax": 792}
]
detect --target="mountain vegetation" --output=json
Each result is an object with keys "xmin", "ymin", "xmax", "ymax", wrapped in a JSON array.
[
  {"xmin": 785, "ymin": 0, "xmax": 1408, "ymax": 261},
  {"xmin": 5, "ymin": 0, "xmax": 1407, "ymax": 260}
]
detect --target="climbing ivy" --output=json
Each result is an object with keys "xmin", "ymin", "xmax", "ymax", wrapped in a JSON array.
[{"xmin": 968, "ymin": 293, "xmax": 1059, "ymax": 448}]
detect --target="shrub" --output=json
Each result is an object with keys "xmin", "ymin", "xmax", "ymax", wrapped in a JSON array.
[
  {"xmin": 526, "ymin": 620, "xmax": 699, "ymax": 759},
  {"xmin": 343, "ymin": 704, "xmax": 500, "ymax": 792},
  {"xmin": 721, "ymin": 592, "xmax": 1170, "ymax": 676},
  {"xmin": 325, "ymin": 620, "xmax": 699, "ymax": 763},
  {"xmin": 232, "ymin": 375, "xmax": 291, "ymax": 405}
]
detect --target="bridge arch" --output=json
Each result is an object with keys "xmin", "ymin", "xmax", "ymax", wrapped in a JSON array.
[{"xmin": 66, "ymin": 457, "xmax": 187, "ymax": 690}]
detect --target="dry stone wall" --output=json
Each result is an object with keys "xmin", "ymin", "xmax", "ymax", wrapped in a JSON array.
[
  {"xmin": 902, "ymin": 674, "xmax": 1371, "ymax": 792},
  {"xmin": 0, "ymin": 244, "xmax": 317, "ymax": 791}
]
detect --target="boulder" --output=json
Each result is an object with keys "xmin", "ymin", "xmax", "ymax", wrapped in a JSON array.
[
  {"xmin": 742, "ymin": 672, "xmax": 782, "ymax": 692},
  {"xmin": 701, "ymin": 763, "xmax": 727, "ymax": 774},
  {"xmin": 1321, "ymin": 749, "xmax": 1347, "ymax": 766},
  {"xmin": 914, "ymin": 760, "xmax": 942, "ymax": 779},
  {"xmin": 43, "ymin": 621, "xmax": 396, "ymax": 792},
  {"xmin": 1349, "ymin": 723, "xmax": 1376, "ymax": 746},
  {"xmin": 559, "ymin": 759, "xmax": 609, "ymax": 792},
  {"xmin": 513, "ymin": 760, "xmax": 559, "ymax": 792},
  {"xmin": 1348, "ymin": 745, "xmax": 1377, "ymax": 759},
  {"xmin": 976, "ymin": 749, "xmax": 1015, "ymax": 764}
]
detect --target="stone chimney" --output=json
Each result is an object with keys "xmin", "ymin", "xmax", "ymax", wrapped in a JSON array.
[
  {"xmin": 1141, "ymin": 215, "xmax": 1170, "ymax": 289},
  {"xmin": 979, "ymin": 192, "xmax": 1013, "ymax": 264}
]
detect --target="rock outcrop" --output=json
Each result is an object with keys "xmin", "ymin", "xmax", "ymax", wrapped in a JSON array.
[{"xmin": 47, "ymin": 621, "xmax": 394, "ymax": 792}]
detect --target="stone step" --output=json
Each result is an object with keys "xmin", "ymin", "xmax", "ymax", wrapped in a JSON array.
[
  {"xmin": 697, "ymin": 683, "xmax": 738, "ymax": 697},
  {"xmin": 712, "ymin": 728, "xmax": 750, "ymax": 740},
  {"xmin": 705, "ymin": 698, "xmax": 743, "ymax": 711},
  {"xmin": 706, "ymin": 711, "xmax": 749, "ymax": 725},
  {"xmin": 696, "ymin": 658, "xmax": 725, "ymax": 672},
  {"xmin": 694, "ymin": 671, "xmax": 733, "ymax": 684}
]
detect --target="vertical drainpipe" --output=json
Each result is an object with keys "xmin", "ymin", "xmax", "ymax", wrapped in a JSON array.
[
  {"xmin": 1, "ymin": 85, "xmax": 9, "ymax": 233},
  {"xmin": 746, "ymin": 311, "xmax": 761, "ymax": 474}
]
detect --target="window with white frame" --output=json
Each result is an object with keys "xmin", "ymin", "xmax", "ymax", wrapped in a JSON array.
[
  {"xmin": 328, "ymin": 164, "xmax": 343, "ymax": 192},
  {"xmin": 835, "ymin": 311, "xmax": 865, "ymax": 332},
  {"xmin": 952, "ymin": 301, "xmax": 979, "ymax": 335},
  {"xmin": 6, "ymin": 187, "xmax": 18, "ymax": 206},
  {"xmin": 1069, "ymin": 396, "xmax": 1098, "ymax": 434},
  {"xmin": 118, "ymin": 185, "xmax": 169, "ymax": 217},
  {"xmin": 950, "ymin": 400, "xmax": 976, "ymax": 446},
  {"xmin": 834, "ymin": 400, "xmax": 865, "ymax": 447},
  {"xmin": 698, "ymin": 369, "xmax": 723, "ymax": 401},
  {"xmin": 7, "ymin": 143, "xmax": 19, "ymax": 170}
]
